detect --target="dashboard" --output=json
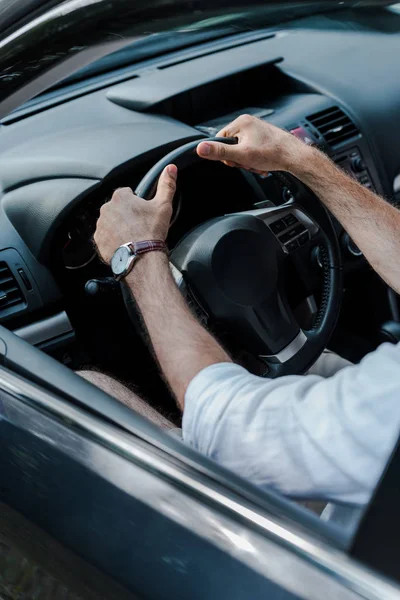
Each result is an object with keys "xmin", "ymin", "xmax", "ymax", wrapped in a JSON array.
[
  {"xmin": 56, "ymin": 158, "xmax": 259, "ymax": 270},
  {"xmin": 0, "ymin": 23, "xmax": 398, "ymax": 356}
]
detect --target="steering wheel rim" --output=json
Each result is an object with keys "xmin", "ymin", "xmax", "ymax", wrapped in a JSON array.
[
  {"xmin": 135, "ymin": 137, "xmax": 238, "ymax": 199},
  {"xmin": 125, "ymin": 138, "xmax": 342, "ymax": 377}
]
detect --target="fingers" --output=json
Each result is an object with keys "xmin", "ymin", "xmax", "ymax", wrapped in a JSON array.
[
  {"xmin": 251, "ymin": 169, "xmax": 269, "ymax": 176},
  {"xmin": 216, "ymin": 114, "xmax": 254, "ymax": 138},
  {"xmin": 198, "ymin": 114, "xmax": 260, "ymax": 162},
  {"xmin": 224, "ymin": 160, "xmax": 241, "ymax": 168},
  {"xmin": 155, "ymin": 164, "xmax": 177, "ymax": 204},
  {"xmin": 197, "ymin": 141, "xmax": 239, "ymax": 162},
  {"xmin": 215, "ymin": 124, "xmax": 233, "ymax": 139},
  {"xmin": 109, "ymin": 187, "xmax": 133, "ymax": 202}
]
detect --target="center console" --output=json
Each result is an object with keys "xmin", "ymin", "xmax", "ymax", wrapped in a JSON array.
[{"xmin": 332, "ymin": 147, "xmax": 375, "ymax": 192}]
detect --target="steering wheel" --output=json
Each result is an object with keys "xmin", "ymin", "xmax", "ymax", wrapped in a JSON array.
[{"xmin": 125, "ymin": 138, "xmax": 342, "ymax": 378}]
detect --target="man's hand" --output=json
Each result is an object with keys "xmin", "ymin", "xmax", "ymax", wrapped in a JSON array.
[
  {"xmin": 94, "ymin": 164, "xmax": 177, "ymax": 263},
  {"xmin": 196, "ymin": 114, "xmax": 308, "ymax": 175},
  {"xmin": 198, "ymin": 115, "xmax": 400, "ymax": 295}
]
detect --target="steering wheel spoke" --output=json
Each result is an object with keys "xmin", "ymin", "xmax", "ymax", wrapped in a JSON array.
[
  {"xmin": 230, "ymin": 203, "xmax": 320, "ymax": 255},
  {"xmin": 260, "ymin": 330, "xmax": 307, "ymax": 364}
]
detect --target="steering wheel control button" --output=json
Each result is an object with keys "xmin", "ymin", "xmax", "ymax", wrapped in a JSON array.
[
  {"xmin": 280, "ymin": 224, "xmax": 304, "ymax": 244},
  {"xmin": 282, "ymin": 187, "xmax": 295, "ymax": 203},
  {"xmin": 283, "ymin": 214, "xmax": 299, "ymax": 227},
  {"xmin": 269, "ymin": 219, "xmax": 286, "ymax": 234},
  {"xmin": 298, "ymin": 231, "xmax": 310, "ymax": 245},
  {"xmin": 286, "ymin": 239, "xmax": 299, "ymax": 253}
]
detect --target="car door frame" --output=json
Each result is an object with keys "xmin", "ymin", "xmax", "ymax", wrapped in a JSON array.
[{"xmin": 1, "ymin": 335, "xmax": 399, "ymax": 599}]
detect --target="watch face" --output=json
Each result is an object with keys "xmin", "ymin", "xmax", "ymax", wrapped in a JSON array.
[{"xmin": 111, "ymin": 245, "xmax": 132, "ymax": 276}]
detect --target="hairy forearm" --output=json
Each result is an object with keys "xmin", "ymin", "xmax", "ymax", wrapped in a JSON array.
[
  {"xmin": 126, "ymin": 253, "xmax": 231, "ymax": 408},
  {"xmin": 288, "ymin": 146, "xmax": 400, "ymax": 293}
]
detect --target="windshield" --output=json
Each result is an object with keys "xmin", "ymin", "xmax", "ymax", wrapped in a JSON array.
[
  {"xmin": 58, "ymin": 1, "xmax": 395, "ymax": 86},
  {"xmin": 0, "ymin": 0, "xmax": 396, "ymax": 119}
]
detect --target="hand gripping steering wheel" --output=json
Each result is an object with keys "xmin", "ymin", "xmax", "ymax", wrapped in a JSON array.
[{"xmin": 125, "ymin": 138, "xmax": 342, "ymax": 377}]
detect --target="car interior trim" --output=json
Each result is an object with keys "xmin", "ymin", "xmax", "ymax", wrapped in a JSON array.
[
  {"xmin": 260, "ymin": 330, "xmax": 308, "ymax": 364},
  {"xmin": 106, "ymin": 50, "xmax": 283, "ymax": 112},
  {"xmin": 13, "ymin": 311, "xmax": 74, "ymax": 346},
  {"xmin": 238, "ymin": 205, "xmax": 319, "ymax": 237},
  {"xmin": 393, "ymin": 174, "xmax": 400, "ymax": 194}
]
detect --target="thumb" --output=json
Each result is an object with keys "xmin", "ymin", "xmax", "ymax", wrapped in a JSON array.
[
  {"xmin": 156, "ymin": 164, "xmax": 177, "ymax": 204},
  {"xmin": 197, "ymin": 141, "xmax": 238, "ymax": 162}
]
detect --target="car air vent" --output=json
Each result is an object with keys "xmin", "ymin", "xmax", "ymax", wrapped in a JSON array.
[
  {"xmin": 306, "ymin": 106, "xmax": 359, "ymax": 146},
  {"xmin": 0, "ymin": 262, "xmax": 24, "ymax": 310}
]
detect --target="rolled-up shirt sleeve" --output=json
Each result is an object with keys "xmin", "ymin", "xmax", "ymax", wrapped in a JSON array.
[{"xmin": 182, "ymin": 344, "xmax": 400, "ymax": 505}]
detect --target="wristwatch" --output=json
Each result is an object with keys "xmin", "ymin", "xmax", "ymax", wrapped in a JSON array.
[{"xmin": 110, "ymin": 240, "xmax": 167, "ymax": 281}]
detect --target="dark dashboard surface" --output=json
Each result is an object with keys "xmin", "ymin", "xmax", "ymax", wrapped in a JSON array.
[{"xmin": 0, "ymin": 23, "xmax": 399, "ymax": 336}]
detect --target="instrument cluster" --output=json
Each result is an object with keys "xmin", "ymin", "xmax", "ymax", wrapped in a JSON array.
[
  {"xmin": 59, "ymin": 190, "xmax": 183, "ymax": 271},
  {"xmin": 60, "ymin": 197, "xmax": 100, "ymax": 270}
]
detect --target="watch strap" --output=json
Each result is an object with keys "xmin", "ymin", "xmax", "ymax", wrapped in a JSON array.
[{"xmin": 129, "ymin": 240, "xmax": 168, "ymax": 256}]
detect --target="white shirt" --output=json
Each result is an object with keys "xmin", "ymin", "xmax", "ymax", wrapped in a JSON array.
[{"xmin": 182, "ymin": 342, "xmax": 400, "ymax": 505}]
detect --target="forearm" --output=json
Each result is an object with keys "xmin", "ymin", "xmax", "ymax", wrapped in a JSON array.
[
  {"xmin": 200, "ymin": 117, "xmax": 400, "ymax": 293},
  {"xmin": 288, "ymin": 147, "xmax": 400, "ymax": 293},
  {"xmin": 126, "ymin": 253, "xmax": 231, "ymax": 408}
]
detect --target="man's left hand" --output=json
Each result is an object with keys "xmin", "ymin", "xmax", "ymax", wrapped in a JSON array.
[{"xmin": 94, "ymin": 164, "xmax": 177, "ymax": 264}]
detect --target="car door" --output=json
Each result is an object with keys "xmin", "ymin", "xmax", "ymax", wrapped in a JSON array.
[{"xmin": 1, "ymin": 323, "xmax": 400, "ymax": 599}]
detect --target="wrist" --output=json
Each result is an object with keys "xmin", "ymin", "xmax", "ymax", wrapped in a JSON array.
[
  {"xmin": 125, "ymin": 250, "xmax": 169, "ymax": 290},
  {"xmin": 286, "ymin": 144, "xmax": 329, "ymax": 179}
]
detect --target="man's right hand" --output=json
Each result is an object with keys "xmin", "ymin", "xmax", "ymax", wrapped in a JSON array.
[{"xmin": 196, "ymin": 114, "xmax": 310, "ymax": 175}]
